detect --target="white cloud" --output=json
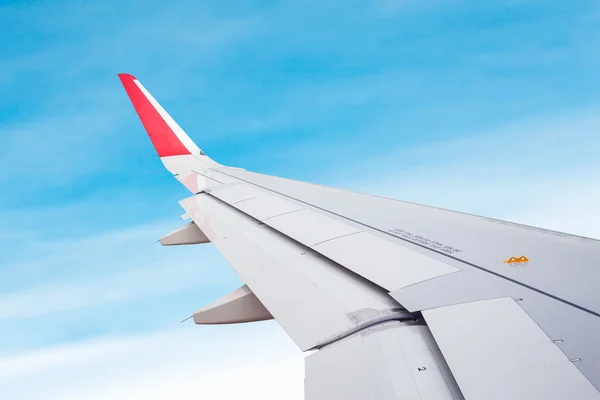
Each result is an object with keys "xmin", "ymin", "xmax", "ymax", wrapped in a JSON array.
[
  {"xmin": 0, "ymin": 323, "xmax": 305, "ymax": 400},
  {"xmin": 0, "ymin": 214, "xmax": 296, "ymax": 397},
  {"xmin": 0, "ymin": 221, "xmax": 238, "ymax": 320},
  {"xmin": 372, "ymin": 173, "xmax": 600, "ymax": 239},
  {"xmin": 0, "ymin": 261, "xmax": 229, "ymax": 320},
  {"xmin": 340, "ymin": 107, "xmax": 600, "ymax": 239}
]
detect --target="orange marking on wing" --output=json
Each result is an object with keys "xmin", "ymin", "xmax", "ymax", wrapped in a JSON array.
[{"xmin": 503, "ymin": 256, "xmax": 530, "ymax": 263}]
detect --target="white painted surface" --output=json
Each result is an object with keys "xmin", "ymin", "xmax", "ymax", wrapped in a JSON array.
[
  {"xmin": 201, "ymin": 168, "xmax": 239, "ymax": 185},
  {"xmin": 423, "ymin": 297, "xmax": 600, "ymax": 400},
  {"xmin": 210, "ymin": 181, "xmax": 459, "ymax": 292},
  {"xmin": 266, "ymin": 209, "xmax": 362, "ymax": 247},
  {"xmin": 313, "ymin": 232, "xmax": 459, "ymax": 291},
  {"xmin": 210, "ymin": 184, "xmax": 268, "ymax": 204},
  {"xmin": 161, "ymin": 155, "xmax": 210, "ymax": 177},
  {"xmin": 305, "ymin": 322, "xmax": 463, "ymax": 400},
  {"xmin": 177, "ymin": 172, "xmax": 215, "ymax": 193},
  {"xmin": 180, "ymin": 194, "xmax": 399, "ymax": 350},
  {"xmin": 236, "ymin": 195, "xmax": 306, "ymax": 221}
]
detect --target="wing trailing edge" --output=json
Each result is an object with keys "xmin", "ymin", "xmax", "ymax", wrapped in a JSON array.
[{"xmin": 423, "ymin": 297, "xmax": 600, "ymax": 399}]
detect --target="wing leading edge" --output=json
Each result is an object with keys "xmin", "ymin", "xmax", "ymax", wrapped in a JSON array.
[{"xmin": 118, "ymin": 74, "xmax": 600, "ymax": 399}]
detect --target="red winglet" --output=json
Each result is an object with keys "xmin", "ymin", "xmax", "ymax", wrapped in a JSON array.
[{"xmin": 118, "ymin": 73, "xmax": 191, "ymax": 157}]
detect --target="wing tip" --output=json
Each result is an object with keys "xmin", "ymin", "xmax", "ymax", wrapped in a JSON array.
[
  {"xmin": 117, "ymin": 73, "xmax": 192, "ymax": 158},
  {"xmin": 117, "ymin": 73, "xmax": 137, "ymax": 81}
]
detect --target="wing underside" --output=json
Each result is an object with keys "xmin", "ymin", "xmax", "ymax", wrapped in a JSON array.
[{"xmin": 118, "ymin": 74, "xmax": 600, "ymax": 399}]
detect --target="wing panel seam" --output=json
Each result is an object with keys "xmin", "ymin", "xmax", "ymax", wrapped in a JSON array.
[
  {"xmin": 191, "ymin": 169, "xmax": 225, "ymax": 184},
  {"xmin": 309, "ymin": 231, "xmax": 363, "ymax": 248}
]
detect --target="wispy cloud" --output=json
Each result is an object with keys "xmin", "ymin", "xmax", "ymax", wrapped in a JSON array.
[
  {"xmin": 0, "ymin": 220, "xmax": 206, "ymax": 288},
  {"xmin": 0, "ymin": 218, "xmax": 239, "ymax": 356},
  {"xmin": 0, "ymin": 259, "xmax": 233, "ymax": 320},
  {"xmin": 0, "ymin": 323, "xmax": 304, "ymax": 400},
  {"xmin": 337, "ymin": 107, "xmax": 600, "ymax": 238},
  {"xmin": 3, "ymin": 0, "xmax": 599, "ymax": 189}
]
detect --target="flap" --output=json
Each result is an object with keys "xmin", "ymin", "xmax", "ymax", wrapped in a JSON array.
[
  {"xmin": 422, "ymin": 297, "xmax": 600, "ymax": 399},
  {"xmin": 305, "ymin": 322, "xmax": 463, "ymax": 400}
]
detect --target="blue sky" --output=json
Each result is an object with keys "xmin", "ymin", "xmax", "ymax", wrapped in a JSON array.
[{"xmin": 1, "ymin": 0, "xmax": 599, "ymax": 398}]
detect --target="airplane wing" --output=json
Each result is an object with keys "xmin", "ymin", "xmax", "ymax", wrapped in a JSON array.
[{"xmin": 118, "ymin": 73, "xmax": 600, "ymax": 400}]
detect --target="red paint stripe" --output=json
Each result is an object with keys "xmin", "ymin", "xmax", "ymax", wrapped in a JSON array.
[{"xmin": 118, "ymin": 73, "xmax": 190, "ymax": 157}]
